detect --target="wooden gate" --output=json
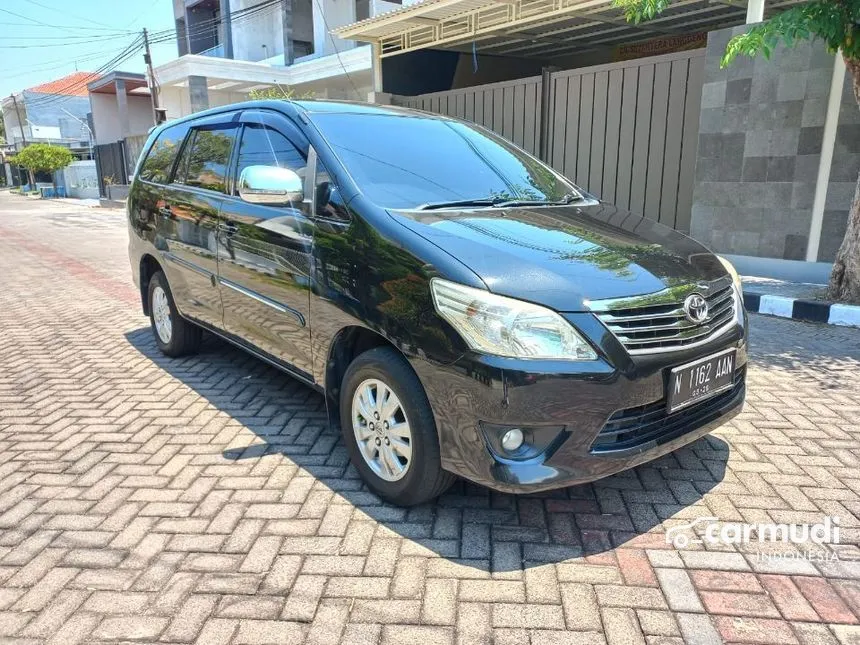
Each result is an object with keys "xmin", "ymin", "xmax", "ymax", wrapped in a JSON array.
[{"xmin": 392, "ymin": 49, "xmax": 704, "ymax": 233}]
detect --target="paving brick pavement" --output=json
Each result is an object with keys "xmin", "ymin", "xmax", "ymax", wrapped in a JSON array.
[{"xmin": 0, "ymin": 191, "xmax": 859, "ymax": 644}]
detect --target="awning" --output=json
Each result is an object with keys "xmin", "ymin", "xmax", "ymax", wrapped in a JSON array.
[{"xmin": 334, "ymin": 0, "xmax": 800, "ymax": 59}]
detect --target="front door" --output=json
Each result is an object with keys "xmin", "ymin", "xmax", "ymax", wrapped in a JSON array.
[
  {"xmin": 155, "ymin": 183, "xmax": 223, "ymax": 329},
  {"xmin": 216, "ymin": 110, "xmax": 315, "ymax": 379},
  {"xmin": 157, "ymin": 116, "xmax": 239, "ymax": 329}
]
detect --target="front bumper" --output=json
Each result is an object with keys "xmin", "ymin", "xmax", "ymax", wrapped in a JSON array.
[{"xmin": 410, "ymin": 311, "xmax": 748, "ymax": 494}]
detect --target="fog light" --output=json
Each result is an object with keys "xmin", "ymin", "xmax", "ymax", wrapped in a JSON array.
[{"xmin": 501, "ymin": 428, "xmax": 524, "ymax": 452}]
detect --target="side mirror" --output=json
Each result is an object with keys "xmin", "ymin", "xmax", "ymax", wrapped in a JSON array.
[{"xmin": 238, "ymin": 165, "xmax": 303, "ymax": 206}]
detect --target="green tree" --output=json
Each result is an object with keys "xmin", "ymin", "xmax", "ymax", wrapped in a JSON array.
[
  {"xmin": 615, "ymin": 0, "xmax": 860, "ymax": 302},
  {"xmin": 247, "ymin": 84, "xmax": 314, "ymax": 100},
  {"xmin": 14, "ymin": 143, "xmax": 74, "ymax": 191}
]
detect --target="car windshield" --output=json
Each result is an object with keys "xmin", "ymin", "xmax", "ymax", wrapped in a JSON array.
[{"xmin": 308, "ymin": 112, "xmax": 578, "ymax": 210}]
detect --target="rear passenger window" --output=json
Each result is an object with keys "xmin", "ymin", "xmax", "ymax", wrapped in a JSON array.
[
  {"xmin": 184, "ymin": 125, "xmax": 238, "ymax": 193},
  {"xmin": 235, "ymin": 124, "xmax": 306, "ymax": 187},
  {"xmin": 139, "ymin": 123, "xmax": 190, "ymax": 183}
]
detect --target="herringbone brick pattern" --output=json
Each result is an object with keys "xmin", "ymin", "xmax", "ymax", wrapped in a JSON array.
[{"xmin": 0, "ymin": 192, "xmax": 858, "ymax": 644}]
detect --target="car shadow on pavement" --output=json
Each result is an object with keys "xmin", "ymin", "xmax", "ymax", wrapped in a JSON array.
[{"xmin": 125, "ymin": 327, "xmax": 729, "ymax": 572}]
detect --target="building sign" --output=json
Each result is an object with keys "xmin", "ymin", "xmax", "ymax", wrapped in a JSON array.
[{"xmin": 614, "ymin": 32, "xmax": 707, "ymax": 61}]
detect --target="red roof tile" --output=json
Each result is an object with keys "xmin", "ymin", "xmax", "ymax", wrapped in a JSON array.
[{"xmin": 27, "ymin": 72, "xmax": 101, "ymax": 97}]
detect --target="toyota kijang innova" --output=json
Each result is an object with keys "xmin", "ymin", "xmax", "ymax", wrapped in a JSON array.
[{"xmin": 127, "ymin": 100, "xmax": 747, "ymax": 506}]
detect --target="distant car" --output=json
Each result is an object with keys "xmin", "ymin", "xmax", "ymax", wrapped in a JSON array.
[{"xmin": 127, "ymin": 100, "xmax": 748, "ymax": 506}]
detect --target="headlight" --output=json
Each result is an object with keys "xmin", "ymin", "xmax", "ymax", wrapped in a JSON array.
[
  {"xmin": 430, "ymin": 278, "xmax": 597, "ymax": 360},
  {"xmin": 717, "ymin": 255, "xmax": 743, "ymax": 294}
]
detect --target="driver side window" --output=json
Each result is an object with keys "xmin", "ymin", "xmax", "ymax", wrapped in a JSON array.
[{"xmin": 234, "ymin": 124, "xmax": 306, "ymax": 192}]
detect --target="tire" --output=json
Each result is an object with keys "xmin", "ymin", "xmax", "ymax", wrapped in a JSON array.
[
  {"xmin": 339, "ymin": 346, "xmax": 455, "ymax": 506},
  {"xmin": 148, "ymin": 271, "xmax": 201, "ymax": 357}
]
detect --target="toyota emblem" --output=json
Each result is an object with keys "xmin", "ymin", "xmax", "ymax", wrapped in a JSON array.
[{"xmin": 683, "ymin": 294, "xmax": 709, "ymax": 324}]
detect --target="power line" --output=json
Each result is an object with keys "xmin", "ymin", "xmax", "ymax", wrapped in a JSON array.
[
  {"xmin": 310, "ymin": 0, "xmax": 362, "ymax": 100},
  {"xmin": 27, "ymin": 44, "xmax": 143, "ymax": 107},
  {"xmin": 2, "ymin": 34, "xmax": 137, "ymax": 41},
  {"xmin": 146, "ymin": 0, "xmax": 284, "ymax": 45},
  {"xmin": 22, "ymin": 35, "xmax": 145, "ymax": 108},
  {"xmin": 124, "ymin": 0, "xmax": 162, "ymax": 29},
  {"xmin": 7, "ymin": 0, "xmax": 322, "ymax": 109},
  {"xmin": 0, "ymin": 21, "xmax": 136, "ymax": 32},
  {"xmin": 4, "ymin": 42, "xmax": 144, "ymax": 78},
  {"xmin": 20, "ymin": 0, "xmax": 117, "ymax": 30},
  {"xmin": 0, "ymin": 33, "xmax": 142, "ymax": 48},
  {"xmin": 0, "ymin": 7, "xmax": 128, "ymax": 36}
]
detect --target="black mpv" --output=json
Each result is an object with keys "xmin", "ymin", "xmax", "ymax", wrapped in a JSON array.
[{"xmin": 127, "ymin": 100, "xmax": 747, "ymax": 506}]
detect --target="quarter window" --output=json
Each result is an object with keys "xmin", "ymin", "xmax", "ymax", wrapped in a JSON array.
[
  {"xmin": 183, "ymin": 125, "xmax": 238, "ymax": 193},
  {"xmin": 171, "ymin": 131, "xmax": 195, "ymax": 185},
  {"xmin": 314, "ymin": 161, "xmax": 349, "ymax": 221},
  {"xmin": 139, "ymin": 123, "xmax": 190, "ymax": 184}
]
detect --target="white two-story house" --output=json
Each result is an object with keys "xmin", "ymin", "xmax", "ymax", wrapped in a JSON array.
[{"xmin": 156, "ymin": 0, "xmax": 402, "ymax": 116}]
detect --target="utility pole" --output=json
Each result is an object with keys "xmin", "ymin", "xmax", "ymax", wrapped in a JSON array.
[
  {"xmin": 10, "ymin": 94, "xmax": 27, "ymax": 147},
  {"xmin": 9, "ymin": 94, "xmax": 33, "ymax": 187},
  {"xmin": 142, "ymin": 28, "xmax": 160, "ymax": 124}
]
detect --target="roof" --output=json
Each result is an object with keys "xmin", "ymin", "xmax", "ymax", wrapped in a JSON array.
[
  {"xmin": 27, "ymin": 72, "xmax": 100, "ymax": 97},
  {"xmin": 334, "ymin": 0, "xmax": 803, "ymax": 59},
  {"xmin": 88, "ymin": 71, "xmax": 149, "ymax": 95},
  {"xmin": 147, "ymin": 99, "xmax": 425, "ymax": 136},
  {"xmin": 293, "ymin": 99, "xmax": 415, "ymax": 115}
]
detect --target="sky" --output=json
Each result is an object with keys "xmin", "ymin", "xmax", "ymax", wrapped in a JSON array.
[{"xmin": 1, "ymin": 0, "xmax": 181, "ymax": 98}]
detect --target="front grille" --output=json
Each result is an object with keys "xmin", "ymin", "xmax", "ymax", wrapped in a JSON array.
[
  {"xmin": 592, "ymin": 281, "xmax": 737, "ymax": 354},
  {"xmin": 591, "ymin": 367, "xmax": 746, "ymax": 452}
]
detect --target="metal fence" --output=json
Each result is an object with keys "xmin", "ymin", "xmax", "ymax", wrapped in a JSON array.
[
  {"xmin": 93, "ymin": 141, "xmax": 127, "ymax": 199},
  {"xmin": 546, "ymin": 50, "xmax": 704, "ymax": 232},
  {"xmin": 392, "ymin": 49, "xmax": 705, "ymax": 233}
]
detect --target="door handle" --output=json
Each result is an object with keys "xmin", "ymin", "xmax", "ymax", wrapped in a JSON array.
[
  {"xmin": 221, "ymin": 221, "xmax": 239, "ymax": 237},
  {"xmin": 158, "ymin": 205, "xmax": 172, "ymax": 218}
]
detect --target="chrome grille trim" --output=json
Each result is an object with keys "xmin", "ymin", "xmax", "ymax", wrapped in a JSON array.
[{"xmin": 588, "ymin": 278, "xmax": 739, "ymax": 355}]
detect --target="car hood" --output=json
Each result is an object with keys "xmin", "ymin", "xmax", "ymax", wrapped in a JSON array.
[{"xmin": 389, "ymin": 202, "xmax": 728, "ymax": 311}]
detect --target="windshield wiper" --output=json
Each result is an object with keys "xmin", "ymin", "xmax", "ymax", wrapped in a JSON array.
[
  {"xmin": 415, "ymin": 192, "xmax": 584, "ymax": 211},
  {"xmin": 415, "ymin": 198, "xmax": 504, "ymax": 210},
  {"xmin": 491, "ymin": 192, "xmax": 584, "ymax": 208}
]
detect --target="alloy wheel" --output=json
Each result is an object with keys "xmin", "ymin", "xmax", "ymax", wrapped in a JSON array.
[
  {"xmin": 152, "ymin": 285, "xmax": 172, "ymax": 344},
  {"xmin": 351, "ymin": 378, "xmax": 413, "ymax": 482}
]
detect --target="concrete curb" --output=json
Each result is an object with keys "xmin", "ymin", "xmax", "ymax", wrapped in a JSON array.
[{"xmin": 743, "ymin": 292, "xmax": 860, "ymax": 328}]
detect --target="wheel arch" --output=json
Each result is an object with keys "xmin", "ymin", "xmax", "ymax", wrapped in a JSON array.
[
  {"xmin": 139, "ymin": 253, "xmax": 163, "ymax": 316},
  {"xmin": 323, "ymin": 326, "xmax": 407, "ymax": 431}
]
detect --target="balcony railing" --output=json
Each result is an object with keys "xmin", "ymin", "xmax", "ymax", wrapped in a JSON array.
[{"xmin": 198, "ymin": 43, "xmax": 225, "ymax": 58}]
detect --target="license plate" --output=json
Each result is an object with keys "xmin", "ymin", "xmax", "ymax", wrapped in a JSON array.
[{"xmin": 667, "ymin": 348, "xmax": 736, "ymax": 413}]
